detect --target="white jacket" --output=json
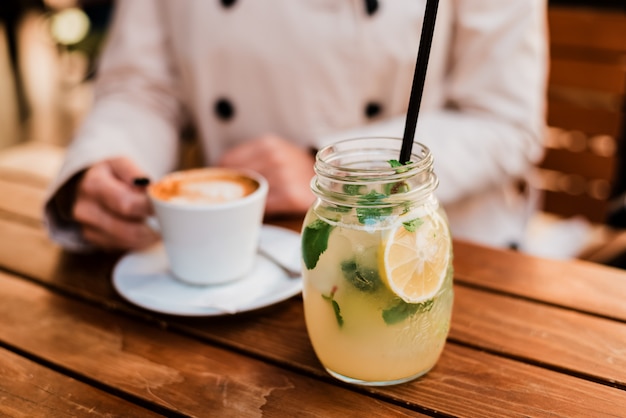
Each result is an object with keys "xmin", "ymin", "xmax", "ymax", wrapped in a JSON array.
[{"xmin": 45, "ymin": 0, "xmax": 548, "ymax": 250}]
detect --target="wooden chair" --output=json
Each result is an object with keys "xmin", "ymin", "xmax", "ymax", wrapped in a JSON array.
[
  {"xmin": 528, "ymin": 6, "xmax": 626, "ymax": 261},
  {"xmin": 535, "ymin": 6, "xmax": 626, "ymax": 222}
]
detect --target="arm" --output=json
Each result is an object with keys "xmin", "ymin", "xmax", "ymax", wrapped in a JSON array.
[{"xmin": 44, "ymin": 0, "xmax": 186, "ymax": 251}]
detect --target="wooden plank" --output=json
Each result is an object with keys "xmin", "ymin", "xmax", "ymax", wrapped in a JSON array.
[
  {"xmin": 0, "ymin": 142, "xmax": 64, "ymax": 185},
  {"xmin": 539, "ymin": 148, "xmax": 615, "ymax": 180},
  {"xmin": 418, "ymin": 344, "xmax": 625, "ymax": 418},
  {"xmin": 0, "ymin": 217, "xmax": 121, "ymax": 299},
  {"xmin": 547, "ymin": 101, "xmax": 622, "ymax": 136},
  {"xmin": 550, "ymin": 44, "xmax": 626, "ymax": 66},
  {"xmin": 0, "ymin": 166, "xmax": 51, "ymax": 189},
  {"xmin": 0, "ymin": 271, "xmax": 624, "ymax": 417},
  {"xmin": 541, "ymin": 190, "xmax": 609, "ymax": 223},
  {"xmin": 548, "ymin": 7, "xmax": 626, "ymax": 53},
  {"xmin": 451, "ymin": 286, "xmax": 626, "ymax": 387},
  {"xmin": 0, "ymin": 271, "xmax": 421, "ymax": 417},
  {"xmin": 549, "ymin": 59, "xmax": 626, "ymax": 94},
  {"xmin": 547, "ymin": 104, "xmax": 622, "ymax": 138},
  {"xmin": 0, "ymin": 176, "xmax": 47, "ymax": 222},
  {"xmin": 452, "ymin": 240, "xmax": 626, "ymax": 322},
  {"xmin": 0, "ymin": 347, "xmax": 160, "ymax": 417},
  {"xmin": 548, "ymin": 85, "xmax": 623, "ymax": 114}
]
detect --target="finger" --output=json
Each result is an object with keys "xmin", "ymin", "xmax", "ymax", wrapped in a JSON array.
[
  {"xmin": 219, "ymin": 134, "xmax": 283, "ymax": 167},
  {"xmin": 264, "ymin": 168, "xmax": 315, "ymax": 215},
  {"xmin": 265, "ymin": 187, "xmax": 304, "ymax": 214},
  {"xmin": 108, "ymin": 157, "xmax": 152, "ymax": 186},
  {"xmin": 219, "ymin": 144, "xmax": 257, "ymax": 168},
  {"xmin": 107, "ymin": 157, "xmax": 154, "ymax": 214},
  {"xmin": 74, "ymin": 197, "xmax": 159, "ymax": 250},
  {"xmin": 79, "ymin": 163, "xmax": 152, "ymax": 219}
]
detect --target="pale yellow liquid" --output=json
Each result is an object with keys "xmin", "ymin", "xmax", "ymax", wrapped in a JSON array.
[{"xmin": 302, "ymin": 208, "xmax": 453, "ymax": 385}]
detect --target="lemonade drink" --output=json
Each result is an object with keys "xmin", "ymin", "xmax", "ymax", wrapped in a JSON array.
[{"xmin": 301, "ymin": 138, "xmax": 453, "ymax": 386}]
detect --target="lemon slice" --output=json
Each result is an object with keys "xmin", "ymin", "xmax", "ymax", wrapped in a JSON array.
[{"xmin": 380, "ymin": 212, "xmax": 451, "ymax": 303}]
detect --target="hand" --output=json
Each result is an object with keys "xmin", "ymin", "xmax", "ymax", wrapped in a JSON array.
[
  {"xmin": 73, "ymin": 157, "xmax": 159, "ymax": 251},
  {"xmin": 218, "ymin": 134, "xmax": 316, "ymax": 215}
]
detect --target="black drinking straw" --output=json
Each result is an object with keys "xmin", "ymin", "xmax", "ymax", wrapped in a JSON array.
[{"xmin": 399, "ymin": 0, "xmax": 440, "ymax": 164}]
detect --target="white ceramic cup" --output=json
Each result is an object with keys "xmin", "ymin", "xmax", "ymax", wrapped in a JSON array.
[{"xmin": 148, "ymin": 167, "xmax": 268, "ymax": 285}]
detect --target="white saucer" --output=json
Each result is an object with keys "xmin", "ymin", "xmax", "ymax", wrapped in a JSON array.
[{"xmin": 112, "ymin": 225, "xmax": 302, "ymax": 316}]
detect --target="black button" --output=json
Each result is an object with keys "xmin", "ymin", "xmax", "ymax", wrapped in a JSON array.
[
  {"xmin": 365, "ymin": 102, "xmax": 382, "ymax": 118},
  {"xmin": 364, "ymin": 0, "xmax": 379, "ymax": 16},
  {"xmin": 215, "ymin": 98, "xmax": 235, "ymax": 121},
  {"xmin": 221, "ymin": 0, "xmax": 237, "ymax": 8}
]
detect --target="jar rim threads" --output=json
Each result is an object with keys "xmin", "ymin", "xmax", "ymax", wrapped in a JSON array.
[{"xmin": 312, "ymin": 137, "xmax": 438, "ymax": 208}]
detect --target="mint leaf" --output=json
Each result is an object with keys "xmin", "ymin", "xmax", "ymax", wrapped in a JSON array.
[
  {"xmin": 403, "ymin": 218, "xmax": 424, "ymax": 232},
  {"xmin": 349, "ymin": 159, "xmax": 414, "ymax": 225},
  {"xmin": 327, "ymin": 205, "xmax": 352, "ymax": 214},
  {"xmin": 384, "ymin": 181, "xmax": 409, "ymax": 195},
  {"xmin": 384, "ymin": 160, "xmax": 410, "ymax": 195},
  {"xmin": 359, "ymin": 189, "xmax": 386, "ymax": 203},
  {"xmin": 330, "ymin": 300, "xmax": 343, "ymax": 327},
  {"xmin": 388, "ymin": 159, "xmax": 410, "ymax": 173},
  {"xmin": 382, "ymin": 298, "xmax": 434, "ymax": 325},
  {"xmin": 341, "ymin": 259, "xmax": 381, "ymax": 292},
  {"xmin": 302, "ymin": 219, "xmax": 334, "ymax": 270},
  {"xmin": 322, "ymin": 287, "xmax": 343, "ymax": 327},
  {"xmin": 356, "ymin": 190, "xmax": 393, "ymax": 225},
  {"xmin": 343, "ymin": 184, "xmax": 364, "ymax": 195}
]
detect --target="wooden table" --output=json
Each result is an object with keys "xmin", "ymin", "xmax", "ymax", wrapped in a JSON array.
[{"xmin": 1, "ymin": 163, "xmax": 625, "ymax": 417}]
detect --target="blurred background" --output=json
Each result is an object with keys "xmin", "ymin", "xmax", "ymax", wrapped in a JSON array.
[
  {"xmin": 0, "ymin": 0, "xmax": 624, "ymax": 264},
  {"xmin": 0, "ymin": 0, "xmax": 111, "ymax": 149}
]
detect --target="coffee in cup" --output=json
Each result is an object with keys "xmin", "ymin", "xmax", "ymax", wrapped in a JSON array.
[
  {"xmin": 149, "ymin": 168, "xmax": 259, "ymax": 205},
  {"xmin": 148, "ymin": 167, "xmax": 268, "ymax": 285}
]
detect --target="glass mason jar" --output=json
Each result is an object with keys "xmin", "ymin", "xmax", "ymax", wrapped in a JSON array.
[{"xmin": 301, "ymin": 137, "xmax": 454, "ymax": 386}]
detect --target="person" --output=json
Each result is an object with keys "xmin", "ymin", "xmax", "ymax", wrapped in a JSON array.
[{"xmin": 44, "ymin": 0, "xmax": 548, "ymax": 252}]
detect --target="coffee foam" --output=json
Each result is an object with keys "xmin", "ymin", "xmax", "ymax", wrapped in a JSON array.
[{"xmin": 150, "ymin": 168, "xmax": 259, "ymax": 205}]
